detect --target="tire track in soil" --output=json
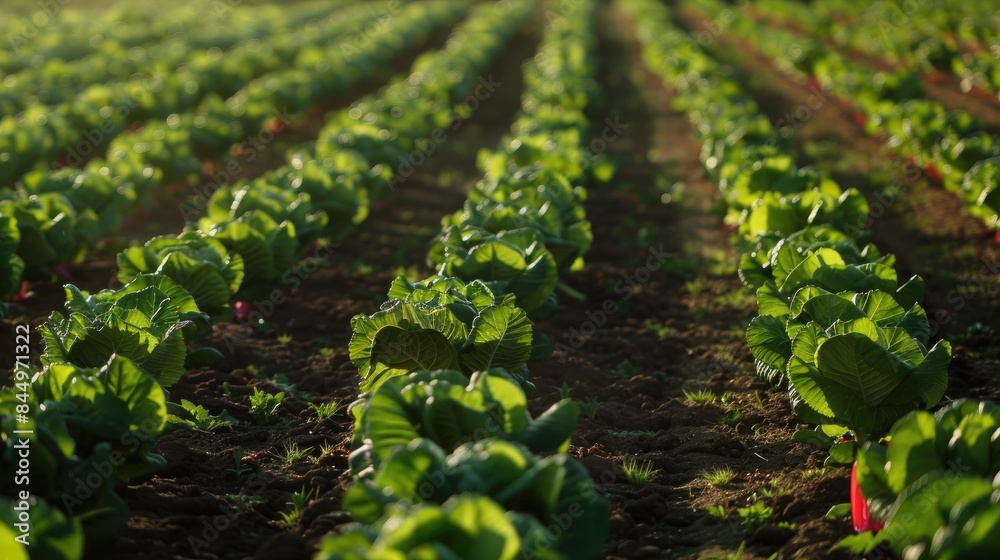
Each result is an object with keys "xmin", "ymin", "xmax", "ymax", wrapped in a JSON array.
[
  {"xmin": 523, "ymin": 4, "xmax": 853, "ymax": 559},
  {"xmin": 95, "ymin": 16, "xmax": 543, "ymax": 560},
  {"xmin": 679, "ymin": 10, "xmax": 1000, "ymax": 405}
]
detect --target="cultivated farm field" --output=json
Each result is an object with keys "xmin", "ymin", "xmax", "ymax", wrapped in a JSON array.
[{"xmin": 1, "ymin": 0, "xmax": 1000, "ymax": 559}]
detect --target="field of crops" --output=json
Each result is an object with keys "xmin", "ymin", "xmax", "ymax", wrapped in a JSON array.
[{"xmin": 1, "ymin": 0, "xmax": 999, "ymax": 558}]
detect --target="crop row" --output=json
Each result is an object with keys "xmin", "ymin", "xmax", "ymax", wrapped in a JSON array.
[
  {"xmin": 317, "ymin": 0, "xmax": 612, "ymax": 556},
  {"xmin": 754, "ymin": 0, "xmax": 1000, "ymax": 99},
  {"xmin": 0, "ymin": 0, "xmax": 256, "ymax": 74},
  {"xmin": 0, "ymin": 0, "xmax": 374, "ymax": 186},
  {"xmin": 0, "ymin": 0, "xmax": 447, "ymax": 319},
  {"xmin": 691, "ymin": 0, "xmax": 1000, "ymax": 230},
  {"xmin": 0, "ymin": 2, "xmax": 473, "ymax": 557},
  {"xmin": 0, "ymin": 1, "xmax": 343, "ymax": 115},
  {"xmin": 622, "ymin": 0, "xmax": 998, "ymax": 556}
]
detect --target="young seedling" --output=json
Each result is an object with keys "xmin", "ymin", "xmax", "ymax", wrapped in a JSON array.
[
  {"xmin": 284, "ymin": 443, "xmax": 314, "ymax": 465},
  {"xmin": 801, "ymin": 468, "xmax": 826, "ymax": 481},
  {"xmin": 702, "ymin": 466, "xmax": 737, "ymax": 487},
  {"xmin": 270, "ymin": 373, "xmax": 298, "ymax": 394},
  {"xmin": 551, "ymin": 381, "xmax": 574, "ymax": 400},
  {"xmin": 232, "ymin": 447, "xmax": 253, "ymax": 481},
  {"xmin": 277, "ymin": 486, "xmax": 316, "ymax": 528},
  {"xmin": 319, "ymin": 442, "xmax": 337, "ymax": 457},
  {"xmin": 308, "ymin": 400, "xmax": 342, "ymax": 420},
  {"xmin": 753, "ymin": 479, "xmax": 789, "ymax": 501},
  {"xmin": 167, "ymin": 400, "xmax": 239, "ymax": 431},
  {"xmin": 644, "ymin": 320, "xmax": 676, "ymax": 340},
  {"xmin": 683, "ymin": 389, "xmax": 717, "ymax": 404},
  {"xmin": 227, "ymin": 494, "xmax": 266, "ymax": 513},
  {"xmin": 622, "ymin": 459, "xmax": 659, "ymax": 486},
  {"xmin": 277, "ymin": 332, "xmax": 293, "ymax": 344},
  {"xmin": 736, "ymin": 501, "xmax": 773, "ymax": 535},
  {"xmin": 714, "ymin": 285, "xmax": 754, "ymax": 310},
  {"xmin": 684, "ymin": 278, "xmax": 709, "ymax": 295},
  {"xmin": 718, "ymin": 410, "xmax": 742, "ymax": 427},
  {"xmin": 577, "ymin": 396, "xmax": 601, "ymax": 419},
  {"xmin": 611, "ymin": 359, "xmax": 640, "ymax": 377},
  {"xmin": 249, "ymin": 388, "xmax": 284, "ymax": 424},
  {"xmin": 706, "ymin": 504, "xmax": 728, "ymax": 521}
]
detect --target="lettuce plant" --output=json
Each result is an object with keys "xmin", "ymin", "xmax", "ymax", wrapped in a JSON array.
[
  {"xmin": 116, "ymin": 232, "xmax": 244, "ymax": 320},
  {"xmin": 737, "ymin": 226, "xmax": 889, "ymax": 291},
  {"xmin": 747, "ymin": 284, "xmax": 948, "ymax": 439},
  {"xmin": 0, "ymin": 193, "xmax": 98, "ymax": 274},
  {"xmin": 349, "ymin": 276, "xmax": 534, "ymax": 393},
  {"xmin": 480, "ymin": 129, "xmax": 589, "ymax": 181},
  {"xmin": 855, "ymin": 400, "xmax": 1000, "ymax": 559},
  {"xmin": 748, "ymin": 286, "xmax": 930, "ymax": 382},
  {"xmin": 0, "ymin": 357, "xmax": 165, "ymax": 556},
  {"xmin": 444, "ymin": 167, "xmax": 593, "ymax": 275},
  {"xmin": 0, "ymin": 498, "xmax": 82, "ymax": 560},
  {"xmin": 198, "ymin": 211, "xmax": 298, "ymax": 299},
  {"xmin": 265, "ymin": 157, "xmax": 370, "ymax": 240},
  {"xmin": 754, "ymin": 246, "xmax": 924, "ymax": 318},
  {"xmin": 38, "ymin": 273, "xmax": 208, "ymax": 387},
  {"xmin": 857, "ymin": 400, "xmax": 1000, "ymax": 517},
  {"xmin": 203, "ymin": 182, "xmax": 328, "ymax": 248},
  {"xmin": 962, "ymin": 157, "xmax": 1000, "ymax": 229},
  {"xmin": 19, "ymin": 168, "xmax": 137, "ymax": 239},
  {"xmin": 0, "ymin": 106, "xmax": 74, "ymax": 184},
  {"xmin": 107, "ymin": 119, "xmax": 202, "ymax": 186},
  {"xmin": 428, "ymin": 226, "xmax": 559, "ymax": 319},
  {"xmin": 784, "ymin": 315, "xmax": 950, "ymax": 441},
  {"xmin": 349, "ymin": 369, "xmax": 578, "ymax": 474},
  {"xmin": 316, "ymin": 495, "xmax": 537, "ymax": 560},
  {"xmin": 0, "ymin": 214, "xmax": 25, "ymax": 299},
  {"xmin": 342, "ymin": 439, "xmax": 608, "ymax": 559},
  {"xmin": 737, "ymin": 187, "xmax": 870, "ymax": 241},
  {"xmin": 21, "ymin": 356, "xmax": 168, "ymax": 479},
  {"xmin": 721, "ymin": 157, "xmax": 837, "ymax": 218},
  {"xmin": 186, "ymin": 94, "xmax": 245, "ymax": 158}
]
